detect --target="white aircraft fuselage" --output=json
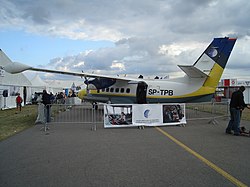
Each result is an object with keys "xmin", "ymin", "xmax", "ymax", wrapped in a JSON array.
[{"xmin": 82, "ymin": 76, "xmax": 210, "ymax": 104}]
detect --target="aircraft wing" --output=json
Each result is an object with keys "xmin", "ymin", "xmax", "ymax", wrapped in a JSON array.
[{"xmin": 4, "ymin": 61, "xmax": 141, "ymax": 83}]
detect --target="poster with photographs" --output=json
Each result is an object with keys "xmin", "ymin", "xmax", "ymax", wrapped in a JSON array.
[
  {"xmin": 104, "ymin": 103, "xmax": 186, "ymax": 128},
  {"xmin": 162, "ymin": 104, "xmax": 186, "ymax": 125},
  {"xmin": 104, "ymin": 104, "xmax": 135, "ymax": 128}
]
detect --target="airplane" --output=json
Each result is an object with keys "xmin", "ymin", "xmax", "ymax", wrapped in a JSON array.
[{"xmin": 2, "ymin": 37, "xmax": 237, "ymax": 104}]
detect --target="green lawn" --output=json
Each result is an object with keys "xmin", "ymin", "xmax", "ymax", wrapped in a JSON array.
[
  {"xmin": 186, "ymin": 102, "xmax": 250, "ymax": 121},
  {"xmin": 0, "ymin": 105, "xmax": 37, "ymax": 141}
]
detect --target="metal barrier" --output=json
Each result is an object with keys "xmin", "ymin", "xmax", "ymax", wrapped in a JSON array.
[
  {"xmin": 50, "ymin": 102, "xmax": 104, "ymax": 130},
  {"xmin": 36, "ymin": 101, "xmax": 230, "ymax": 130},
  {"xmin": 185, "ymin": 101, "xmax": 229, "ymax": 124},
  {"xmin": 35, "ymin": 102, "xmax": 51, "ymax": 132}
]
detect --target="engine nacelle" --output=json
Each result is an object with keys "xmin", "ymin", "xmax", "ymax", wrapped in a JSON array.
[{"xmin": 84, "ymin": 78, "xmax": 116, "ymax": 89}]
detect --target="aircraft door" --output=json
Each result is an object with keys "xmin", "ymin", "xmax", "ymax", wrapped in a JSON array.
[{"xmin": 136, "ymin": 82, "xmax": 148, "ymax": 104}]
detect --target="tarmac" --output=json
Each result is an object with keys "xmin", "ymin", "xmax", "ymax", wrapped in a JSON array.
[{"xmin": 1, "ymin": 113, "xmax": 250, "ymax": 186}]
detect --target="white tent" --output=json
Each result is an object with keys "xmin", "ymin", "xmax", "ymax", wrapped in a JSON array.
[
  {"xmin": 30, "ymin": 74, "xmax": 47, "ymax": 87},
  {"xmin": 0, "ymin": 49, "xmax": 32, "ymax": 109},
  {"xmin": 30, "ymin": 75, "xmax": 66, "ymax": 95},
  {"xmin": 45, "ymin": 79, "xmax": 84, "ymax": 94},
  {"xmin": 29, "ymin": 74, "xmax": 48, "ymax": 94},
  {"xmin": 46, "ymin": 80, "xmax": 64, "ymax": 88}
]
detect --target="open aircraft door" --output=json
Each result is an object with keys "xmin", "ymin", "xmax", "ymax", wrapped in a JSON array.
[{"xmin": 136, "ymin": 81, "xmax": 148, "ymax": 104}]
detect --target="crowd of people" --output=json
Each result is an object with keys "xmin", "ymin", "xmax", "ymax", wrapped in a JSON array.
[
  {"xmin": 31, "ymin": 90, "xmax": 77, "ymax": 105},
  {"xmin": 40, "ymin": 89, "xmax": 77, "ymax": 123},
  {"xmin": 54, "ymin": 90, "xmax": 77, "ymax": 103}
]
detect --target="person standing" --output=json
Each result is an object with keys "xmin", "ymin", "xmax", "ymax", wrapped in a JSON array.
[
  {"xmin": 226, "ymin": 86, "xmax": 250, "ymax": 135},
  {"xmin": 42, "ymin": 90, "xmax": 51, "ymax": 123},
  {"xmin": 16, "ymin": 93, "xmax": 23, "ymax": 111}
]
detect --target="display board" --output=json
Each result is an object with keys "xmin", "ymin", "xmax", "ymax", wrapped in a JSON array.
[{"xmin": 104, "ymin": 103, "xmax": 186, "ymax": 128}]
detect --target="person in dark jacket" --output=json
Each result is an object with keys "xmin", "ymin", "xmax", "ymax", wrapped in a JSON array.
[
  {"xmin": 226, "ymin": 86, "xmax": 250, "ymax": 135},
  {"xmin": 42, "ymin": 90, "xmax": 51, "ymax": 123}
]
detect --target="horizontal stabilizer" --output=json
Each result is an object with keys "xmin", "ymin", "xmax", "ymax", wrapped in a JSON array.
[{"xmin": 178, "ymin": 65, "xmax": 208, "ymax": 78}]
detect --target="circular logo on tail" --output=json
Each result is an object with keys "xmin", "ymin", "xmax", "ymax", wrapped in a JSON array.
[{"xmin": 207, "ymin": 48, "xmax": 218, "ymax": 58}]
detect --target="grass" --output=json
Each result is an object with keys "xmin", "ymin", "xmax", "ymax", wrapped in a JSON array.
[
  {"xmin": 0, "ymin": 105, "xmax": 37, "ymax": 141},
  {"xmin": 242, "ymin": 109, "xmax": 250, "ymax": 121},
  {"xmin": 186, "ymin": 102, "xmax": 250, "ymax": 121}
]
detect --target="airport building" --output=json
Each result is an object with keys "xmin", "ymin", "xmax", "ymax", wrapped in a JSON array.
[{"xmin": 216, "ymin": 79, "xmax": 250, "ymax": 104}]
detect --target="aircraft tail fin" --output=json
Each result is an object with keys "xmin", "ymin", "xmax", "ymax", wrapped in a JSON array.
[
  {"xmin": 179, "ymin": 37, "xmax": 236, "ymax": 90},
  {"xmin": 179, "ymin": 37, "xmax": 237, "ymax": 78},
  {"xmin": 195, "ymin": 37, "xmax": 236, "ymax": 71},
  {"xmin": 202, "ymin": 37, "xmax": 236, "ymax": 88}
]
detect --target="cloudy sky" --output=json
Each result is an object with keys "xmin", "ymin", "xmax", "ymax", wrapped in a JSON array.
[{"xmin": 1, "ymin": 0, "xmax": 250, "ymax": 81}]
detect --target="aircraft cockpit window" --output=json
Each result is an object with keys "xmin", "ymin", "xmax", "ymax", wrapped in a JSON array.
[
  {"xmin": 120, "ymin": 88, "xmax": 125, "ymax": 93},
  {"xmin": 126, "ymin": 88, "xmax": 130, "ymax": 93},
  {"xmin": 110, "ymin": 88, "xmax": 114, "ymax": 92},
  {"xmin": 115, "ymin": 88, "xmax": 119, "ymax": 93}
]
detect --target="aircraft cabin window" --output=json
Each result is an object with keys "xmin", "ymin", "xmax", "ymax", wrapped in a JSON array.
[
  {"xmin": 110, "ymin": 88, "xmax": 114, "ymax": 92},
  {"xmin": 115, "ymin": 88, "xmax": 119, "ymax": 93},
  {"xmin": 126, "ymin": 88, "xmax": 130, "ymax": 93},
  {"xmin": 121, "ymin": 88, "xmax": 125, "ymax": 93}
]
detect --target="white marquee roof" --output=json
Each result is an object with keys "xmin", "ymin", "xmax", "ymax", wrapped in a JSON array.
[{"xmin": 0, "ymin": 49, "xmax": 32, "ymax": 86}]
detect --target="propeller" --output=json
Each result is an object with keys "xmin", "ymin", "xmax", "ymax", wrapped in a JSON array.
[
  {"xmin": 83, "ymin": 76, "xmax": 90, "ymax": 94},
  {"xmin": 81, "ymin": 71, "xmax": 90, "ymax": 94}
]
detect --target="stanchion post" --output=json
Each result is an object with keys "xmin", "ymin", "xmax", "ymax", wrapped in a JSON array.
[
  {"xmin": 91, "ymin": 105, "xmax": 97, "ymax": 131},
  {"xmin": 208, "ymin": 102, "xmax": 219, "ymax": 125}
]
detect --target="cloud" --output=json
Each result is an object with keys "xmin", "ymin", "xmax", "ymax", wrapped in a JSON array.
[
  {"xmin": 42, "ymin": 36, "xmax": 204, "ymax": 79},
  {"xmin": 1, "ymin": 0, "xmax": 250, "ymax": 80}
]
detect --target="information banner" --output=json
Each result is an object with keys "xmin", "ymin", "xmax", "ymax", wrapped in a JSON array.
[{"xmin": 104, "ymin": 103, "xmax": 186, "ymax": 128}]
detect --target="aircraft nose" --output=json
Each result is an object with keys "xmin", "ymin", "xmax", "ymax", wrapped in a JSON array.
[{"xmin": 78, "ymin": 89, "xmax": 88, "ymax": 100}]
